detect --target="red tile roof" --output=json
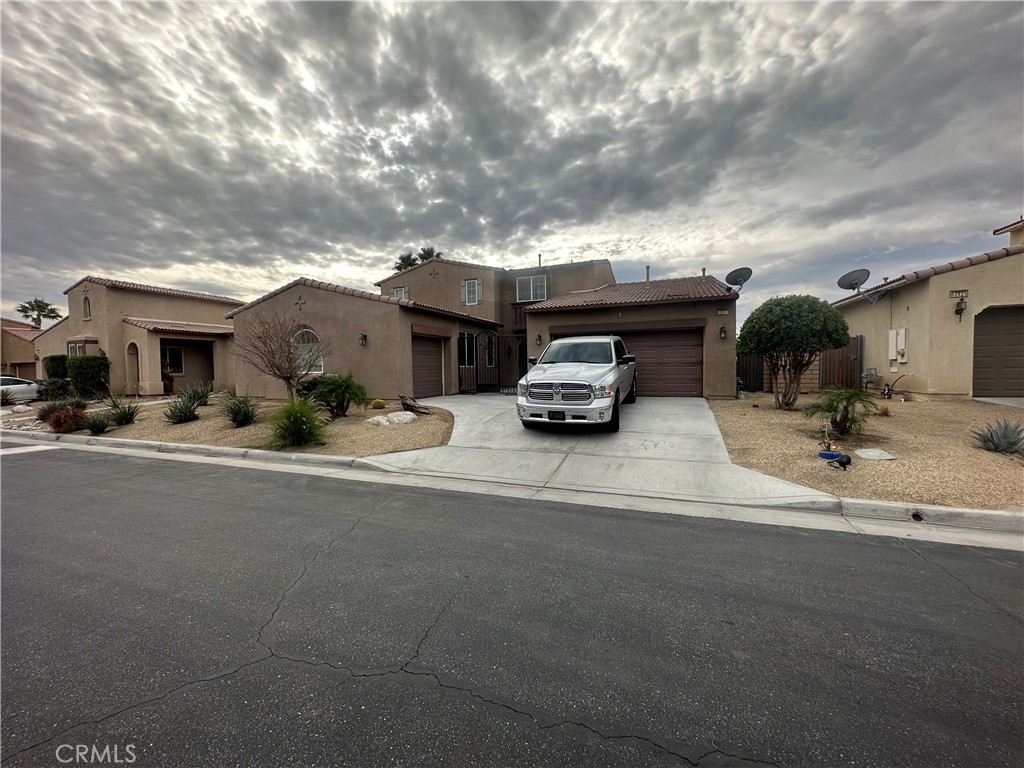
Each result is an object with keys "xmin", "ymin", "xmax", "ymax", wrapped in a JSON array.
[
  {"xmin": 832, "ymin": 244, "xmax": 1024, "ymax": 308},
  {"xmin": 64, "ymin": 276, "xmax": 244, "ymax": 305},
  {"xmin": 2, "ymin": 327, "xmax": 44, "ymax": 342},
  {"xmin": 122, "ymin": 318, "xmax": 235, "ymax": 336},
  {"xmin": 225, "ymin": 277, "xmax": 502, "ymax": 327},
  {"xmin": 524, "ymin": 275, "xmax": 737, "ymax": 313},
  {"xmin": 993, "ymin": 216, "xmax": 1024, "ymax": 235}
]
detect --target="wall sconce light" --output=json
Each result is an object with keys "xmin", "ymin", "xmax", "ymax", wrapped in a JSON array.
[
  {"xmin": 358, "ymin": 333, "xmax": 367, "ymax": 346},
  {"xmin": 954, "ymin": 298, "xmax": 967, "ymax": 322},
  {"xmin": 719, "ymin": 326, "xmax": 727, "ymax": 340},
  {"xmin": 535, "ymin": 334, "xmax": 543, "ymax": 346}
]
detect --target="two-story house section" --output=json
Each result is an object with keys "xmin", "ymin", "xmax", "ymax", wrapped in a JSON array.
[{"xmin": 376, "ymin": 257, "xmax": 616, "ymax": 393}]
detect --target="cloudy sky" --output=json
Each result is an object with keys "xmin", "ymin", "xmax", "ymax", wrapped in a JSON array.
[{"xmin": 2, "ymin": 1, "xmax": 1021, "ymax": 328}]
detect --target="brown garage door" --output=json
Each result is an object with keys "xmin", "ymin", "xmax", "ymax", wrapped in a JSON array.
[
  {"xmin": 973, "ymin": 305, "xmax": 1024, "ymax": 397},
  {"xmin": 619, "ymin": 330, "xmax": 703, "ymax": 397},
  {"xmin": 411, "ymin": 335, "xmax": 443, "ymax": 398}
]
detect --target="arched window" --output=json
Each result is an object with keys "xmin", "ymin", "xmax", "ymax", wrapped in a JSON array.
[
  {"xmin": 83, "ymin": 296, "xmax": 91, "ymax": 319},
  {"xmin": 294, "ymin": 328, "xmax": 323, "ymax": 374}
]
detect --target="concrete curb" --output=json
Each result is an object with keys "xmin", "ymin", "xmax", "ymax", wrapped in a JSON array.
[{"xmin": 4, "ymin": 429, "xmax": 1021, "ymax": 534}]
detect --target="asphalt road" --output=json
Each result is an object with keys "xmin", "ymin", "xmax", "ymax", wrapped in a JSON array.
[{"xmin": 1, "ymin": 444, "xmax": 1021, "ymax": 767}]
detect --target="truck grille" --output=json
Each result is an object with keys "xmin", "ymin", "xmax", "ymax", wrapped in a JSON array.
[{"xmin": 527, "ymin": 382, "xmax": 592, "ymax": 403}]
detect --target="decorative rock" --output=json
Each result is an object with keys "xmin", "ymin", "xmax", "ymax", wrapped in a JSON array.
[
  {"xmin": 367, "ymin": 415, "xmax": 391, "ymax": 427},
  {"xmin": 387, "ymin": 411, "xmax": 419, "ymax": 424},
  {"xmin": 13, "ymin": 405, "xmax": 32, "ymax": 413}
]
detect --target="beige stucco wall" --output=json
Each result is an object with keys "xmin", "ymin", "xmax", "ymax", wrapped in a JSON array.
[
  {"xmin": 34, "ymin": 281, "xmax": 240, "ymax": 395},
  {"xmin": 1, "ymin": 331, "xmax": 37, "ymax": 377},
  {"xmin": 499, "ymin": 261, "xmax": 617, "ymax": 328},
  {"xmin": 838, "ymin": 253, "xmax": 1024, "ymax": 398},
  {"xmin": 525, "ymin": 299, "xmax": 738, "ymax": 398},
  {"xmin": 377, "ymin": 261, "xmax": 501, "ymax": 323}
]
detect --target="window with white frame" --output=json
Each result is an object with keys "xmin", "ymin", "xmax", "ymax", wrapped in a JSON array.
[
  {"xmin": 68, "ymin": 342, "xmax": 86, "ymax": 357},
  {"xmin": 391, "ymin": 287, "xmax": 409, "ymax": 299},
  {"xmin": 516, "ymin": 275, "xmax": 547, "ymax": 302},
  {"xmin": 460, "ymin": 278, "xmax": 482, "ymax": 306},
  {"xmin": 160, "ymin": 346, "xmax": 184, "ymax": 375},
  {"xmin": 294, "ymin": 328, "xmax": 324, "ymax": 374}
]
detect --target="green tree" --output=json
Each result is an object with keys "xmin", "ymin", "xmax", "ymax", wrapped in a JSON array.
[
  {"xmin": 803, "ymin": 388, "xmax": 879, "ymax": 435},
  {"xmin": 16, "ymin": 298, "xmax": 63, "ymax": 326},
  {"xmin": 416, "ymin": 245, "xmax": 442, "ymax": 261},
  {"xmin": 393, "ymin": 245, "xmax": 443, "ymax": 272},
  {"xmin": 737, "ymin": 295, "xmax": 850, "ymax": 410}
]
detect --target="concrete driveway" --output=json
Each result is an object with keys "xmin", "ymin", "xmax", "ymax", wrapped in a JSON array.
[{"xmin": 364, "ymin": 395, "xmax": 836, "ymax": 510}]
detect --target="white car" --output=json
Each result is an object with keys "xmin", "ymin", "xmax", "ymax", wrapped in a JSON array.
[
  {"xmin": 0, "ymin": 376, "xmax": 39, "ymax": 403},
  {"xmin": 516, "ymin": 336, "xmax": 636, "ymax": 432}
]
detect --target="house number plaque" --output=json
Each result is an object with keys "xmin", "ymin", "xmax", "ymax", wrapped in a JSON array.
[{"xmin": 949, "ymin": 290, "xmax": 968, "ymax": 299}]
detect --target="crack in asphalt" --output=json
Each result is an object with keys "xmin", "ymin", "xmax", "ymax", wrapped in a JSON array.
[{"xmin": 896, "ymin": 539, "xmax": 1023, "ymax": 625}]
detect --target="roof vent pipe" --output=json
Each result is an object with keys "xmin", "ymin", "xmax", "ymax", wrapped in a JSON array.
[
  {"xmin": 646, "ymin": 265, "xmax": 650, "ymax": 284},
  {"xmin": 702, "ymin": 267, "xmax": 706, "ymax": 277},
  {"xmin": 538, "ymin": 253, "xmax": 542, "ymax": 267}
]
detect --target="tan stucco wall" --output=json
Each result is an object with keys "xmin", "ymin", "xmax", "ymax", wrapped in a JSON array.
[
  {"xmin": 525, "ymin": 300, "xmax": 738, "ymax": 398},
  {"xmin": 1, "ymin": 332, "xmax": 36, "ymax": 376},
  {"xmin": 34, "ymin": 282, "xmax": 239, "ymax": 395},
  {"xmin": 378, "ymin": 261, "xmax": 501, "ymax": 323},
  {"xmin": 838, "ymin": 253, "xmax": 1024, "ymax": 397},
  {"xmin": 232, "ymin": 285, "xmax": 488, "ymax": 400},
  {"xmin": 499, "ymin": 261, "xmax": 617, "ymax": 328}
]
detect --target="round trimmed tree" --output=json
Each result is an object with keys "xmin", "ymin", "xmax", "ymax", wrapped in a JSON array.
[{"xmin": 738, "ymin": 295, "xmax": 850, "ymax": 410}]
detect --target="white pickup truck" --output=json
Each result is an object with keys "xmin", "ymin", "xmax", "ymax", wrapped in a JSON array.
[{"xmin": 516, "ymin": 336, "xmax": 637, "ymax": 432}]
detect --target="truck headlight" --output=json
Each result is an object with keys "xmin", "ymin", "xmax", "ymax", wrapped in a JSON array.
[
  {"xmin": 517, "ymin": 381, "xmax": 529, "ymax": 396},
  {"xmin": 591, "ymin": 382, "xmax": 615, "ymax": 398}
]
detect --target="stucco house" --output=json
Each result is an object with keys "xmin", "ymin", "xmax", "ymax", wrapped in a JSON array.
[
  {"xmin": 524, "ymin": 271, "xmax": 739, "ymax": 398},
  {"xmin": 1, "ymin": 317, "xmax": 44, "ymax": 379},
  {"xmin": 227, "ymin": 278, "xmax": 502, "ymax": 400},
  {"xmin": 33, "ymin": 277, "xmax": 243, "ymax": 395},
  {"xmin": 831, "ymin": 227, "xmax": 1024, "ymax": 399}
]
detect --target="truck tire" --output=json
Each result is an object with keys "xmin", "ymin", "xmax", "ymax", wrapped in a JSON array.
[
  {"xmin": 623, "ymin": 374, "xmax": 637, "ymax": 404},
  {"xmin": 605, "ymin": 396, "xmax": 620, "ymax": 433}
]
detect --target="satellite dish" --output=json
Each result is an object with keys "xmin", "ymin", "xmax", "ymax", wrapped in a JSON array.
[
  {"xmin": 837, "ymin": 268, "xmax": 871, "ymax": 292},
  {"xmin": 725, "ymin": 267, "xmax": 753, "ymax": 292}
]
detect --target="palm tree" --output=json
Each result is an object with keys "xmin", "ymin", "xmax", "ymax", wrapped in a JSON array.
[
  {"xmin": 416, "ymin": 246, "xmax": 443, "ymax": 262},
  {"xmin": 16, "ymin": 298, "xmax": 63, "ymax": 326},
  {"xmin": 393, "ymin": 246, "xmax": 444, "ymax": 272},
  {"xmin": 393, "ymin": 251, "xmax": 419, "ymax": 272},
  {"xmin": 803, "ymin": 388, "xmax": 879, "ymax": 435}
]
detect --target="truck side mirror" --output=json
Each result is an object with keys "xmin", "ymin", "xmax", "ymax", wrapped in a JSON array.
[
  {"xmin": 619, "ymin": 354, "xmax": 635, "ymax": 364},
  {"xmin": 528, "ymin": 356, "xmax": 537, "ymax": 365}
]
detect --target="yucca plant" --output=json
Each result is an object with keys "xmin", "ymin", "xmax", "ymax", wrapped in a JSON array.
[
  {"xmin": 221, "ymin": 393, "xmax": 260, "ymax": 428},
  {"xmin": 180, "ymin": 381, "xmax": 213, "ymax": 408},
  {"xmin": 164, "ymin": 396, "xmax": 199, "ymax": 424},
  {"xmin": 85, "ymin": 412, "xmax": 110, "ymax": 435},
  {"xmin": 104, "ymin": 394, "xmax": 141, "ymax": 425},
  {"xmin": 0, "ymin": 389, "xmax": 14, "ymax": 406},
  {"xmin": 971, "ymin": 419, "xmax": 1024, "ymax": 458},
  {"xmin": 803, "ymin": 387, "xmax": 879, "ymax": 435},
  {"xmin": 269, "ymin": 398, "xmax": 326, "ymax": 448}
]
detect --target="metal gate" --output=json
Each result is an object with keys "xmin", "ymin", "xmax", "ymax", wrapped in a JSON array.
[
  {"xmin": 819, "ymin": 335, "xmax": 863, "ymax": 389},
  {"xmin": 736, "ymin": 353, "xmax": 764, "ymax": 392},
  {"xmin": 458, "ymin": 332, "xmax": 528, "ymax": 395}
]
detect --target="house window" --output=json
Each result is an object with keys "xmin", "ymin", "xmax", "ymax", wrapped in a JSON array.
[
  {"xmin": 517, "ymin": 275, "xmax": 547, "ymax": 302},
  {"xmin": 391, "ymin": 287, "xmax": 409, "ymax": 300},
  {"xmin": 83, "ymin": 296, "xmax": 91, "ymax": 319},
  {"xmin": 161, "ymin": 346, "xmax": 184, "ymax": 375},
  {"xmin": 294, "ymin": 328, "xmax": 324, "ymax": 374},
  {"xmin": 67, "ymin": 342, "xmax": 86, "ymax": 357},
  {"xmin": 460, "ymin": 279, "xmax": 482, "ymax": 306},
  {"xmin": 457, "ymin": 331, "xmax": 476, "ymax": 367}
]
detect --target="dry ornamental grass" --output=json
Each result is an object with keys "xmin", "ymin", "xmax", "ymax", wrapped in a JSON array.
[{"xmin": 708, "ymin": 393, "xmax": 1024, "ymax": 512}]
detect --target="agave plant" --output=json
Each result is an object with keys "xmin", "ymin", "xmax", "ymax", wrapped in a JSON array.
[
  {"xmin": 104, "ymin": 394, "xmax": 141, "ymax": 425},
  {"xmin": 803, "ymin": 388, "xmax": 879, "ymax": 435},
  {"xmin": 971, "ymin": 419, "xmax": 1024, "ymax": 458}
]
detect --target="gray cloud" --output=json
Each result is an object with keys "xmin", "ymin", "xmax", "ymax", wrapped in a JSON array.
[{"xmin": 1, "ymin": 1, "xmax": 1021, "ymax": 328}]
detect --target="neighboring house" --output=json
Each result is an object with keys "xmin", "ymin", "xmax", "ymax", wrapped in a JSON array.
[
  {"xmin": 831, "ymin": 232, "xmax": 1024, "ymax": 399},
  {"xmin": 524, "ymin": 272, "xmax": 739, "ymax": 398},
  {"xmin": 227, "ymin": 278, "xmax": 502, "ymax": 400},
  {"xmin": 375, "ymin": 256, "xmax": 617, "ymax": 392},
  {"xmin": 34, "ymin": 277, "xmax": 244, "ymax": 395},
  {"xmin": 1, "ymin": 317, "xmax": 43, "ymax": 379}
]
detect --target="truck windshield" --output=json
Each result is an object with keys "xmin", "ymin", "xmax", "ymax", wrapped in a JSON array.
[{"xmin": 539, "ymin": 342, "xmax": 613, "ymax": 365}]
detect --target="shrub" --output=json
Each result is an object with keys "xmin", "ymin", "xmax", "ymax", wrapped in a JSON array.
[
  {"xmin": 49, "ymin": 406, "xmax": 86, "ymax": 434},
  {"xmin": 43, "ymin": 354, "xmax": 68, "ymax": 379},
  {"xmin": 164, "ymin": 396, "xmax": 199, "ymax": 424},
  {"xmin": 180, "ymin": 381, "xmax": 212, "ymax": 408},
  {"xmin": 308, "ymin": 373, "xmax": 368, "ymax": 418},
  {"xmin": 971, "ymin": 420, "xmax": 1024, "ymax": 458},
  {"xmin": 803, "ymin": 388, "xmax": 879, "ymax": 435},
  {"xmin": 221, "ymin": 394, "xmax": 259, "ymax": 427},
  {"xmin": 371, "ymin": 399, "xmax": 386, "ymax": 410},
  {"xmin": 37, "ymin": 378, "xmax": 72, "ymax": 401},
  {"xmin": 295, "ymin": 376, "xmax": 322, "ymax": 400},
  {"xmin": 104, "ymin": 394, "xmax": 141, "ymax": 426},
  {"xmin": 876, "ymin": 404, "xmax": 891, "ymax": 417},
  {"xmin": 85, "ymin": 412, "xmax": 110, "ymax": 435},
  {"xmin": 0, "ymin": 389, "xmax": 13, "ymax": 406},
  {"xmin": 68, "ymin": 355, "xmax": 110, "ymax": 398},
  {"xmin": 38, "ymin": 398, "xmax": 89, "ymax": 424},
  {"xmin": 269, "ymin": 398, "xmax": 326, "ymax": 448}
]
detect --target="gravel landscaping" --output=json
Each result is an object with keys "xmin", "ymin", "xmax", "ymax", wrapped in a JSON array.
[{"xmin": 708, "ymin": 392, "xmax": 1024, "ymax": 512}]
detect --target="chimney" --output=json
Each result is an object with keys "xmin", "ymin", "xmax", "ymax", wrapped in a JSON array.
[
  {"xmin": 701, "ymin": 267, "xmax": 706, "ymax": 277},
  {"xmin": 645, "ymin": 265, "xmax": 650, "ymax": 284}
]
